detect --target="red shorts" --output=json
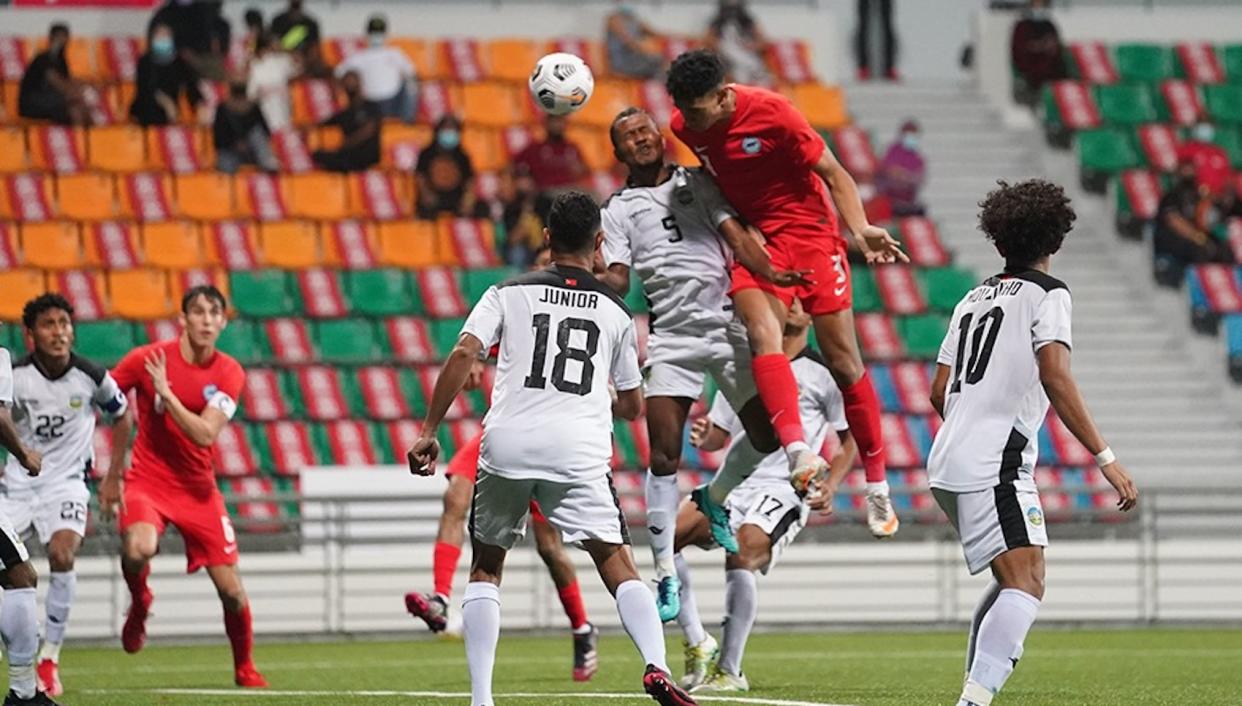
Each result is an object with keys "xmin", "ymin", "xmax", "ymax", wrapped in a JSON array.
[
  {"xmin": 446, "ymin": 433, "xmax": 546, "ymax": 522},
  {"xmin": 730, "ymin": 233, "xmax": 852, "ymax": 316},
  {"xmin": 119, "ymin": 476, "xmax": 239, "ymax": 574}
]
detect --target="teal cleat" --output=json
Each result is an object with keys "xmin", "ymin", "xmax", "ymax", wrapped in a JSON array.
[
  {"xmin": 655, "ymin": 574, "xmax": 682, "ymax": 623},
  {"xmin": 691, "ymin": 485, "xmax": 737, "ymax": 554}
]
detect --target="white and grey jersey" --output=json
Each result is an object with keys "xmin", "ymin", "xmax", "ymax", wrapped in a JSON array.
[
  {"xmin": 0, "ymin": 348, "xmax": 11, "ymax": 405},
  {"xmin": 708, "ymin": 349, "xmax": 849, "ymax": 487},
  {"xmin": 2, "ymin": 353, "xmax": 128, "ymax": 488},
  {"xmin": 601, "ymin": 165, "xmax": 737, "ymax": 338},
  {"xmin": 463, "ymin": 264, "xmax": 642, "ymax": 483},
  {"xmin": 927, "ymin": 269, "xmax": 1073, "ymax": 493}
]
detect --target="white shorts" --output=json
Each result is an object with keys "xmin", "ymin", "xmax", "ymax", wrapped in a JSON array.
[
  {"xmin": 695, "ymin": 482, "xmax": 808, "ymax": 575},
  {"xmin": 0, "ymin": 479, "xmax": 91, "ymax": 545},
  {"xmin": 644, "ymin": 324, "xmax": 756, "ymax": 410},
  {"xmin": 0, "ymin": 510, "xmax": 30, "ymax": 569},
  {"xmin": 470, "ymin": 470, "xmax": 630, "ymax": 550},
  {"xmin": 931, "ymin": 471, "xmax": 1048, "ymax": 575}
]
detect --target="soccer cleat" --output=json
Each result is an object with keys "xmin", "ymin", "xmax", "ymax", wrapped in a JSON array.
[
  {"xmin": 789, "ymin": 451, "xmax": 829, "ymax": 496},
  {"xmin": 866, "ymin": 488, "xmax": 900, "ymax": 538},
  {"xmin": 35, "ymin": 660, "xmax": 61, "ymax": 697},
  {"xmin": 679, "ymin": 634, "xmax": 718, "ymax": 690},
  {"xmin": 234, "ymin": 662, "xmax": 269, "ymax": 688},
  {"xmin": 654, "ymin": 574, "xmax": 682, "ymax": 623},
  {"xmin": 642, "ymin": 664, "xmax": 697, "ymax": 706},
  {"xmin": 690, "ymin": 485, "xmax": 737, "ymax": 554},
  {"xmin": 572, "ymin": 623, "xmax": 599, "ymax": 682},
  {"xmin": 690, "ymin": 666, "xmax": 750, "ymax": 693},
  {"xmin": 405, "ymin": 591, "xmax": 449, "ymax": 633},
  {"xmin": 3, "ymin": 691, "xmax": 61, "ymax": 706},
  {"xmin": 121, "ymin": 587, "xmax": 153, "ymax": 654}
]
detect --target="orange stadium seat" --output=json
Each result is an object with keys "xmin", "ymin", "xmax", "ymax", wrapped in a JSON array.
[
  {"xmin": 19, "ymin": 222, "xmax": 83, "ymax": 270},
  {"xmin": 664, "ymin": 128, "xmax": 698, "ymax": 167},
  {"xmin": 87, "ymin": 125, "xmax": 149, "ymax": 172},
  {"xmin": 574, "ymin": 80, "xmax": 640, "ymax": 128},
  {"xmin": 175, "ymin": 172, "xmax": 235, "ymax": 220},
  {"xmin": 287, "ymin": 172, "xmax": 348, "ymax": 220},
  {"xmin": 2, "ymin": 82, "xmax": 19, "ymax": 118},
  {"xmin": 788, "ymin": 84, "xmax": 848, "ymax": 130},
  {"xmin": 565, "ymin": 125, "xmax": 614, "ymax": 172},
  {"xmin": 544, "ymin": 38, "xmax": 606, "ymax": 78},
  {"xmin": 258, "ymin": 221, "xmax": 323, "ymax": 269},
  {"xmin": 461, "ymin": 83, "xmax": 521, "ymax": 128},
  {"xmin": 438, "ymin": 38, "xmax": 487, "ymax": 82},
  {"xmin": 377, "ymin": 220, "xmax": 441, "ymax": 268},
  {"xmin": 0, "ymin": 128, "xmax": 27, "ymax": 172},
  {"xmin": 118, "ymin": 172, "xmax": 175, "ymax": 222},
  {"xmin": 0, "ymin": 270, "xmax": 46, "ymax": 322},
  {"xmin": 29, "ymin": 126, "xmax": 86, "ymax": 174},
  {"xmin": 487, "ymin": 39, "xmax": 540, "ymax": 83},
  {"xmin": 462, "ymin": 127, "xmax": 503, "ymax": 172},
  {"xmin": 381, "ymin": 123, "xmax": 432, "ymax": 170},
  {"xmin": 1, "ymin": 174, "xmax": 54, "ymax": 221},
  {"xmin": 0, "ymin": 224, "xmax": 17, "ymax": 269},
  {"xmin": 109, "ymin": 269, "xmax": 174, "ymax": 320},
  {"xmin": 390, "ymin": 37, "xmax": 437, "ymax": 80},
  {"xmin": 142, "ymin": 221, "xmax": 204, "ymax": 270},
  {"xmin": 65, "ymin": 37, "xmax": 99, "ymax": 80},
  {"xmin": 96, "ymin": 36, "xmax": 143, "ymax": 82},
  {"xmin": 147, "ymin": 125, "xmax": 207, "ymax": 173},
  {"xmin": 348, "ymin": 171, "xmax": 411, "ymax": 220},
  {"xmin": 56, "ymin": 173, "xmax": 118, "ymax": 221},
  {"xmin": 171, "ymin": 267, "xmax": 230, "ymax": 305},
  {"xmin": 233, "ymin": 173, "xmax": 289, "ymax": 221},
  {"xmin": 83, "ymin": 221, "xmax": 142, "ymax": 269}
]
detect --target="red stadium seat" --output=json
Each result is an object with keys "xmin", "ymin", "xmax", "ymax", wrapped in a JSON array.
[
  {"xmin": 418, "ymin": 366, "xmax": 473, "ymax": 419},
  {"xmin": 97, "ymin": 36, "xmax": 142, "ymax": 82},
  {"xmin": 264, "ymin": 318, "xmax": 314, "ymax": 364},
  {"xmin": 51, "ymin": 271, "xmax": 108, "ymax": 321},
  {"xmin": 766, "ymin": 39, "xmax": 815, "ymax": 84},
  {"xmin": 0, "ymin": 36, "xmax": 29, "ymax": 82},
  {"xmin": 415, "ymin": 267, "xmax": 467, "ymax": 319},
  {"xmin": 323, "ymin": 221, "xmax": 378, "ymax": 270},
  {"xmin": 855, "ymin": 313, "xmax": 903, "ymax": 360},
  {"xmin": 3, "ymin": 174, "xmax": 55, "ymax": 222},
  {"xmin": 889, "ymin": 362, "xmax": 935, "ymax": 415},
  {"xmin": 384, "ymin": 317, "xmax": 436, "ymax": 363},
  {"xmin": 831, "ymin": 126, "xmax": 878, "ymax": 182},
  {"xmin": 880, "ymin": 414, "xmax": 921, "ymax": 469},
  {"xmin": 0, "ymin": 223, "xmax": 18, "ymax": 269},
  {"xmin": 206, "ymin": 221, "xmax": 261, "ymax": 270},
  {"xmin": 441, "ymin": 218, "xmax": 500, "ymax": 268},
  {"xmin": 235, "ymin": 173, "xmax": 289, "ymax": 221},
  {"xmin": 639, "ymin": 80, "xmax": 675, "ymax": 126},
  {"xmin": 320, "ymin": 420, "xmax": 380, "ymax": 466},
  {"xmin": 1136, "ymin": 123, "xmax": 1180, "ymax": 172},
  {"xmin": 270, "ymin": 129, "xmax": 314, "ymax": 173},
  {"xmin": 260, "ymin": 421, "xmax": 318, "ymax": 475},
  {"xmin": 897, "ymin": 217, "xmax": 949, "ymax": 267},
  {"xmin": 383, "ymin": 420, "xmax": 423, "ymax": 465},
  {"xmin": 874, "ymin": 265, "xmax": 926, "ymax": 315},
  {"xmin": 416, "ymin": 81, "xmax": 461, "ymax": 125},
  {"xmin": 438, "ymin": 38, "xmax": 487, "ymax": 82},
  {"xmin": 291, "ymin": 79, "xmax": 344, "ymax": 126},
  {"xmin": 356, "ymin": 367, "xmax": 414, "ymax": 421},
  {"xmin": 497, "ymin": 124, "xmax": 538, "ymax": 163},
  {"xmin": 172, "ymin": 268, "xmax": 230, "ymax": 306},
  {"xmin": 1068, "ymin": 42, "xmax": 1119, "ymax": 84},
  {"xmin": 1175, "ymin": 42, "xmax": 1224, "ymax": 85},
  {"xmin": 29, "ymin": 126, "xmax": 85, "ymax": 174},
  {"xmin": 1159, "ymin": 79, "xmax": 1205, "ymax": 127},
  {"xmin": 348, "ymin": 171, "xmax": 409, "ymax": 220},
  {"xmin": 119, "ymin": 173, "xmax": 174, "ymax": 222},
  {"xmin": 148, "ymin": 125, "xmax": 205, "ymax": 174},
  {"xmin": 294, "ymin": 366, "xmax": 351, "ymax": 421},
  {"xmin": 295, "ymin": 269, "xmax": 348, "ymax": 318},
  {"xmin": 242, "ymin": 369, "xmax": 292, "ymax": 422},
  {"xmin": 84, "ymin": 221, "xmax": 141, "ymax": 269},
  {"xmin": 1046, "ymin": 411, "xmax": 1095, "ymax": 466},
  {"xmin": 214, "ymin": 425, "xmax": 259, "ymax": 477},
  {"xmin": 1047, "ymin": 81, "xmax": 1102, "ymax": 130},
  {"xmin": 145, "ymin": 318, "xmax": 179, "ymax": 344}
]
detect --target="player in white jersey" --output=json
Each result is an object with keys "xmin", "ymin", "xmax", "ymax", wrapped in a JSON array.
[
  {"xmin": 2, "ymin": 295, "xmax": 132, "ymax": 696},
  {"xmin": 0, "ymin": 336, "xmax": 62, "ymax": 706},
  {"xmin": 927, "ymin": 181, "xmax": 1138, "ymax": 706},
  {"xmin": 598, "ymin": 107, "xmax": 823, "ymax": 621},
  {"xmin": 407, "ymin": 192, "xmax": 697, "ymax": 706},
  {"xmin": 670, "ymin": 302, "xmax": 856, "ymax": 692}
]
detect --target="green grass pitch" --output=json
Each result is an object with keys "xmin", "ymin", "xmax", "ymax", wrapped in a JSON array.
[{"xmin": 58, "ymin": 628, "xmax": 1242, "ymax": 705}]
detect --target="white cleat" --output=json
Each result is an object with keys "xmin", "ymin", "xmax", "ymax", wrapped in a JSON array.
[
  {"xmin": 866, "ymin": 488, "xmax": 900, "ymax": 538},
  {"xmin": 690, "ymin": 666, "xmax": 749, "ymax": 693},
  {"xmin": 789, "ymin": 450, "xmax": 829, "ymax": 496},
  {"xmin": 679, "ymin": 635, "xmax": 718, "ymax": 690}
]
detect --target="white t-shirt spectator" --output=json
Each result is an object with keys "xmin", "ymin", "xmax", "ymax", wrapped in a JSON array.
[
  {"xmin": 248, "ymin": 52, "xmax": 298, "ymax": 130},
  {"xmin": 335, "ymin": 46, "xmax": 415, "ymax": 102}
]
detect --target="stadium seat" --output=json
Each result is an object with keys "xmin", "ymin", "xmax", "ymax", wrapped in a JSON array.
[
  {"xmin": 175, "ymin": 172, "xmax": 235, "ymax": 220},
  {"xmin": 87, "ymin": 125, "xmax": 148, "ymax": 173},
  {"xmin": 347, "ymin": 269, "xmax": 417, "ymax": 316},
  {"xmin": 140, "ymin": 221, "xmax": 203, "ymax": 270},
  {"xmin": 259, "ymin": 221, "xmax": 323, "ymax": 269},
  {"xmin": 312, "ymin": 420, "xmax": 383, "ymax": 466},
  {"xmin": 147, "ymin": 125, "xmax": 204, "ymax": 173},
  {"xmin": 461, "ymin": 82, "xmax": 522, "ymax": 128},
  {"xmin": 921, "ymin": 267, "xmax": 977, "ymax": 313},
  {"xmin": 19, "ymin": 222, "xmax": 83, "ymax": 270},
  {"xmin": 172, "ymin": 267, "xmax": 230, "ymax": 306},
  {"xmin": 323, "ymin": 221, "xmax": 379, "ymax": 269},
  {"xmin": 1095, "ymin": 84, "xmax": 1158, "ymax": 125},
  {"xmin": 118, "ymin": 172, "xmax": 174, "ymax": 222},
  {"xmin": 439, "ymin": 38, "xmax": 487, "ymax": 82},
  {"xmin": 462, "ymin": 267, "xmax": 513, "ymax": 306},
  {"xmin": 0, "ymin": 270, "xmax": 46, "ymax": 322},
  {"xmin": 213, "ymin": 425, "xmax": 260, "ymax": 478},
  {"xmin": 1135, "ymin": 123, "xmax": 1180, "ymax": 172},
  {"xmin": 545, "ymin": 38, "xmax": 605, "ymax": 76},
  {"xmin": 84, "ymin": 221, "xmax": 141, "ymax": 269},
  {"xmin": 0, "ymin": 36, "xmax": 29, "ymax": 83},
  {"xmin": 851, "ymin": 267, "xmax": 882, "ymax": 313},
  {"xmin": 1041, "ymin": 81, "xmax": 1101, "ymax": 146},
  {"xmin": 766, "ymin": 39, "xmax": 816, "ymax": 84},
  {"xmin": 29, "ymin": 126, "xmax": 85, "ymax": 174},
  {"xmin": 788, "ymin": 84, "xmax": 849, "ymax": 130},
  {"xmin": 0, "ymin": 128, "xmax": 27, "ymax": 172},
  {"xmin": 96, "ymin": 36, "xmax": 141, "ymax": 82},
  {"xmin": 314, "ymin": 318, "xmax": 384, "ymax": 364},
  {"xmin": 1114, "ymin": 169, "xmax": 1165, "ymax": 238},
  {"xmin": 287, "ymin": 172, "xmax": 348, "ymax": 220},
  {"xmin": 292, "ymin": 366, "xmax": 353, "ymax": 421},
  {"xmin": 1158, "ymin": 79, "xmax": 1205, "ymax": 126},
  {"xmin": 575, "ymin": 80, "xmax": 640, "ymax": 128},
  {"xmin": 1, "ymin": 174, "xmax": 53, "ymax": 222},
  {"xmin": 897, "ymin": 217, "xmax": 949, "ymax": 267},
  {"xmin": 377, "ymin": 221, "xmax": 441, "ymax": 268},
  {"xmin": 830, "ymin": 126, "xmax": 877, "ymax": 181},
  {"xmin": 381, "ymin": 123, "xmax": 432, "ymax": 170},
  {"xmin": 897, "ymin": 314, "xmax": 949, "ymax": 360},
  {"xmin": 56, "ymin": 172, "xmax": 117, "ymax": 221},
  {"xmin": 855, "ymin": 313, "xmax": 903, "ymax": 360},
  {"xmin": 487, "ymin": 39, "xmax": 539, "ymax": 82},
  {"xmin": 206, "ymin": 221, "xmax": 261, "ymax": 270},
  {"xmin": 230, "ymin": 270, "xmax": 295, "ymax": 317},
  {"xmin": 294, "ymin": 268, "xmax": 348, "ymax": 318},
  {"xmin": 384, "ymin": 316, "xmax": 436, "ymax": 363},
  {"xmin": 416, "ymin": 81, "xmax": 462, "ymax": 125},
  {"xmin": 1174, "ymin": 42, "xmax": 1224, "ymax": 84},
  {"xmin": 874, "ymin": 265, "xmax": 927, "ymax": 315},
  {"xmin": 1115, "ymin": 43, "xmax": 1174, "ymax": 83},
  {"xmin": 1213, "ymin": 126, "xmax": 1242, "ymax": 168},
  {"xmin": 461, "ymin": 128, "xmax": 503, "ymax": 172},
  {"xmin": 1077, "ymin": 129, "xmax": 1141, "ymax": 193},
  {"xmin": 290, "ymin": 78, "xmax": 343, "ymax": 126},
  {"xmin": 51, "ymin": 271, "xmax": 107, "ymax": 321},
  {"xmin": 356, "ymin": 367, "xmax": 422, "ymax": 420},
  {"xmin": 419, "ymin": 364, "xmax": 485, "ymax": 418},
  {"xmin": 415, "ymin": 268, "xmax": 468, "ymax": 319},
  {"xmin": 215, "ymin": 319, "xmax": 264, "ymax": 366},
  {"xmin": 73, "ymin": 320, "xmax": 136, "ymax": 366},
  {"xmin": 235, "ymin": 172, "xmax": 289, "ymax": 221},
  {"xmin": 348, "ymin": 171, "xmax": 410, "ymax": 220},
  {"xmin": 109, "ymin": 269, "xmax": 173, "ymax": 320},
  {"xmin": 1205, "ymin": 84, "xmax": 1242, "ymax": 124},
  {"xmin": 253, "ymin": 421, "xmax": 319, "ymax": 475},
  {"xmin": 441, "ymin": 218, "xmax": 500, "ymax": 268},
  {"xmin": 1226, "ymin": 314, "xmax": 1242, "ymax": 382},
  {"xmin": 241, "ymin": 369, "xmax": 292, "ymax": 422},
  {"xmin": 429, "ymin": 317, "xmax": 468, "ymax": 358},
  {"xmin": 565, "ymin": 124, "xmax": 615, "ymax": 172},
  {"xmin": 1224, "ymin": 44, "xmax": 1242, "ymax": 84},
  {"xmin": 0, "ymin": 224, "xmax": 17, "ymax": 269},
  {"xmin": 390, "ymin": 37, "xmax": 436, "ymax": 79},
  {"xmin": 263, "ymin": 318, "xmax": 314, "ymax": 364}
]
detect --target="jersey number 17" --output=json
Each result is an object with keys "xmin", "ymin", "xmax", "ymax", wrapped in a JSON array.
[{"xmin": 523, "ymin": 314, "xmax": 600, "ymax": 396}]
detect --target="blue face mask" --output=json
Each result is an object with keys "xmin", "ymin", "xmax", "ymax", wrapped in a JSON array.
[
  {"xmin": 1194, "ymin": 124, "xmax": 1215, "ymax": 143},
  {"xmin": 368, "ymin": 33, "xmax": 385, "ymax": 48},
  {"xmin": 901, "ymin": 133, "xmax": 919, "ymax": 150},
  {"xmin": 437, "ymin": 129, "xmax": 461, "ymax": 150},
  {"xmin": 151, "ymin": 37, "xmax": 175, "ymax": 62}
]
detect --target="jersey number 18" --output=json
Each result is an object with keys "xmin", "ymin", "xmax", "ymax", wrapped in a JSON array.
[
  {"xmin": 523, "ymin": 314, "xmax": 600, "ymax": 396},
  {"xmin": 950, "ymin": 307, "xmax": 1004, "ymax": 394}
]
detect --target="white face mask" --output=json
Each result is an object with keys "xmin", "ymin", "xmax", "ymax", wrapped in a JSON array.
[
  {"xmin": 1194, "ymin": 124, "xmax": 1215, "ymax": 143},
  {"xmin": 901, "ymin": 133, "xmax": 919, "ymax": 150},
  {"xmin": 368, "ymin": 32, "xmax": 385, "ymax": 48}
]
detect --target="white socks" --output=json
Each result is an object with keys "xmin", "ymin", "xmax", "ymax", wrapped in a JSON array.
[
  {"xmin": 462, "ymin": 582, "xmax": 501, "ymax": 706},
  {"xmin": 960, "ymin": 588, "xmax": 1041, "ymax": 706},
  {"xmin": 708, "ymin": 432, "xmax": 770, "ymax": 505},
  {"xmin": 43, "ymin": 571, "xmax": 76, "ymax": 654},
  {"xmin": 2, "ymin": 587, "xmax": 39, "ymax": 699},
  {"xmin": 717, "ymin": 569, "xmax": 757, "ymax": 676},
  {"xmin": 965, "ymin": 580, "xmax": 1002, "ymax": 677},
  {"xmin": 644, "ymin": 471, "xmax": 680, "ymax": 578},
  {"xmin": 866, "ymin": 480, "xmax": 891, "ymax": 496},
  {"xmin": 673, "ymin": 554, "xmax": 706, "ymax": 646},
  {"xmin": 614, "ymin": 579, "xmax": 669, "ymax": 674}
]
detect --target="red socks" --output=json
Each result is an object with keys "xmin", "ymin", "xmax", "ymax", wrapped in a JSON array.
[
  {"xmin": 751, "ymin": 353, "xmax": 806, "ymax": 449},
  {"xmin": 557, "ymin": 581, "xmax": 589, "ymax": 630},
  {"xmin": 842, "ymin": 371, "xmax": 887, "ymax": 483},
  {"xmin": 223, "ymin": 604, "xmax": 255, "ymax": 669},
  {"xmin": 433, "ymin": 541, "xmax": 463, "ymax": 598},
  {"xmin": 123, "ymin": 563, "xmax": 150, "ymax": 600}
]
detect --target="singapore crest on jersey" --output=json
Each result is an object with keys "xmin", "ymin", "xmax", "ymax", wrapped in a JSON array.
[{"xmin": 741, "ymin": 136, "xmax": 762, "ymax": 154}]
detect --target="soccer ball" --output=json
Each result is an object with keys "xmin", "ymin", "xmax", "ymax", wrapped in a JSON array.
[{"xmin": 528, "ymin": 52, "xmax": 595, "ymax": 116}]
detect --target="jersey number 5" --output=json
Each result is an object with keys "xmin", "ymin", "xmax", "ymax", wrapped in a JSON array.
[
  {"xmin": 662, "ymin": 215, "xmax": 684, "ymax": 243},
  {"xmin": 524, "ymin": 314, "xmax": 601, "ymax": 396},
  {"xmin": 950, "ymin": 307, "xmax": 1004, "ymax": 394}
]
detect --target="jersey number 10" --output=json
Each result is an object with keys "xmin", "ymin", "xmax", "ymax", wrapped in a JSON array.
[
  {"xmin": 950, "ymin": 307, "xmax": 1004, "ymax": 394},
  {"xmin": 524, "ymin": 314, "xmax": 601, "ymax": 396}
]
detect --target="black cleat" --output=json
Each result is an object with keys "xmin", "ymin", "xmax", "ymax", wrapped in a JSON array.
[
  {"xmin": 4, "ymin": 690, "xmax": 62, "ymax": 706},
  {"xmin": 572, "ymin": 623, "xmax": 599, "ymax": 681},
  {"xmin": 643, "ymin": 664, "xmax": 697, "ymax": 705}
]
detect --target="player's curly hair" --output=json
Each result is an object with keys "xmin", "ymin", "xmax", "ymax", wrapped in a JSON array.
[
  {"xmin": 22, "ymin": 293, "xmax": 74, "ymax": 330},
  {"xmin": 547, "ymin": 191, "xmax": 602, "ymax": 255},
  {"xmin": 666, "ymin": 49, "xmax": 726, "ymax": 104},
  {"xmin": 978, "ymin": 179, "xmax": 1075, "ymax": 267}
]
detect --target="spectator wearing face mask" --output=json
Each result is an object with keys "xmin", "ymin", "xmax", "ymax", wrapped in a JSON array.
[
  {"xmin": 248, "ymin": 31, "xmax": 300, "ymax": 131},
  {"xmin": 705, "ymin": 0, "xmax": 771, "ymax": 86},
  {"xmin": 130, "ymin": 23, "xmax": 207, "ymax": 126},
  {"xmin": 1010, "ymin": 0, "xmax": 1066, "ymax": 105},
  {"xmin": 415, "ymin": 115, "xmax": 488, "ymax": 219},
  {"xmin": 271, "ymin": 0, "xmax": 328, "ymax": 77},
  {"xmin": 19, "ymin": 23, "xmax": 91, "ymax": 126},
  {"xmin": 512, "ymin": 114, "xmax": 589, "ymax": 195},
  {"xmin": 1154, "ymin": 157, "xmax": 1234, "ymax": 286},
  {"xmin": 147, "ymin": 0, "xmax": 231, "ymax": 80},
  {"xmin": 876, "ymin": 119, "xmax": 926, "ymax": 217},
  {"xmin": 311, "ymin": 70, "xmax": 381, "ymax": 173},
  {"xmin": 605, "ymin": 0, "xmax": 665, "ymax": 80},
  {"xmin": 214, "ymin": 80, "xmax": 278, "ymax": 174},
  {"xmin": 500, "ymin": 164, "xmax": 552, "ymax": 267},
  {"xmin": 335, "ymin": 15, "xmax": 417, "ymax": 122},
  {"xmin": 1178, "ymin": 121, "xmax": 1231, "ymax": 197}
]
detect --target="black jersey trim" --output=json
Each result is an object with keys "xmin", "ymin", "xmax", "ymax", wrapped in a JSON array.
[
  {"xmin": 14, "ymin": 353, "xmax": 105, "ymax": 384},
  {"xmin": 607, "ymin": 472, "xmax": 632, "ymax": 546},
  {"xmin": 768, "ymin": 506, "xmax": 803, "ymax": 548},
  {"xmin": 793, "ymin": 347, "xmax": 829, "ymax": 370},
  {"xmin": 994, "ymin": 481, "xmax": 1031, "ymax": 550},
  {"xmin": 997, "ymin": 427, "xmax": 1027, "ymax": 485},
  {"xmin": 992, "ymin": 267, "xmax": 1069, "ymax": 294},
  {"xmin": 497, "ymin": 264, "xmax": 631, "ymax": 317}
]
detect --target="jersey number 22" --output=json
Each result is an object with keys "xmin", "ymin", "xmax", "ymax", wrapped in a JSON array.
[{"xmin": 524, "ymin": 314, "xmax": 600, "ymax": 396}]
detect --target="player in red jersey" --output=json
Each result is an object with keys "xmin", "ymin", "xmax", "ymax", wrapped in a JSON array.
[
  {"xmin": 98, "ymin": 285, "xmax": 267, "ymax": 688},
  {"xmin": 666, "ymin": 49, "xmax": 905, "ymax": 539}
]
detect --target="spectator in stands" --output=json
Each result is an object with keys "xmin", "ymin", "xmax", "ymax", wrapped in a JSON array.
[
  {"xmin": 605, "ymin": 1, "xmax": 665, "ymax": 80},
  {"xmin": 335, "ymin": 15, "xmax": 417, "ymax": 123},
  {"xmin": 311, "ymin": 70, "xmax": 381, "ymax": 173},
  {"xmin": 415, "ymin": 115, "xmax": 488, "ymax": 220},
  {"xmin": 18, "ymin": 23, "xmax": 90, "ymax": 126},
  {"xmin": 1154, "ymin": 158, "xmax": 1232, "ymax": 286},
  {"xmin": 1010, "ymin": 0, "xmax": 1066, "ymax": 105},
  {"xmin": 513, "ymin": 114, "xmax": 589, "ymax": 195},
  {"xmin": 857, "ymin": 0, "xmax": 898, "ymax": 81},
  {"xmin": 271, "ymin": 0, "xmax": 327, "ymax": 77},
  {"xmin": 1178, "ymin": 121, "xmax": 1231, "ymax": 197},
  {"xmin": 130, "ymin": 23, "xmax": 208, "ymax": 127},
  {"xmin": 148, "ymin": 0, "xmax": 231, "ymax": 80},
  {"xmin": 241, "ymin": 8, "xmax": 266, "ymax": 62},
  {"xmin": 705, "ymin": 0, "xmax": 771, "ymax": 86},
  {"xmin": 501, "ymin": 164, "xmax": 552, "ymax": 267},
  {"xmin": 213, "ymin": 79, "xmax": 278, "ymax": 174},
  {"xmin": 876, "ymin": 119, "xmax": 926, "ymax": 216},
  {"xmin": 248, "ymin": 32, "xmax": 299, "ymax": 131}
]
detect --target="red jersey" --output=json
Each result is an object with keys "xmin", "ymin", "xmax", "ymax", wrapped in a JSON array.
[
  {"xmin": 671, "ymin": 84, "xmax": 839, "ymax": 242},
  {"xmin": 112, "ymin": 339, "xmax": 244, "ymax": 495}
]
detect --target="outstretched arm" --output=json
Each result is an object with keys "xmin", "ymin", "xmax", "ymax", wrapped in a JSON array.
[
  {"xmin": 409, "ymin": 333, "xmax": 484, "ymax": 475},
  {"xmin": 718, "ymin": 218, "xmax": 812, "ymax": 287},
  {"xmin": 812, "ymin": 148, "xmax": 908, "ymax": 265}
]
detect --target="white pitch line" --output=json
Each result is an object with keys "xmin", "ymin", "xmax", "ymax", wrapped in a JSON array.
[{"xmin": 83, "ymin": 689, "xmax": 856, "ymax": 706}]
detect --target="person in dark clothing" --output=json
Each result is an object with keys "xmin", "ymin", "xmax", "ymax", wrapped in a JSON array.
[
  {"xmin": 415, "ymin": 115, "xmax": 488, "ymax": 219},
  {"xmin": 857, "ymin": 0, "xmax": 897, "ymax": 81},
  {"xmin": 147, "ymin": 0, "xmax": 230, "ymax": 80},
  {"xmin": 214, "ymin": 81, "xmax": 278, "ymax": 174},
  {"xmin": 271, "ymin": 0, "xmax": 327, "ymax": 78},
  {"xmin": 18, "ymin": 23, "xmax": 90, "ymax": 126},
  {"xmin": 1153, "ymin": 159, "xmax": 1233, "ymax": 286},
  {"xmin": 242, "ymin": 8, "xmax": 265, "ymax": 61},
  {"xmin": 1010, "ymin": 0, "xmax": 1066, "ymax": 105},
  {"xmin": 500, "ymin": 163, "xmax": 553, "ymax": 268},
  {"xmin": 311, "ymin": 71, "xmax": 381, "ymax": 173},
  {"xmin": 130, "ymin": 23, "xmax": 207, "ymax": 126}
]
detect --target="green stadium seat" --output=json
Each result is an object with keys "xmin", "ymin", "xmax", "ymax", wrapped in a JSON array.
[
  {"xmin": 216, "ymin": 320, "xmax": 265, "ymax": 366},
  {"xmin": 613, "ymin": 421, "xmax": 643, "ymax": 468},
  {"xmin": 1115, "ymin": 43, "xmax": 1174, "ymax": 82},
  {"xmin": 1213, "ymin": 126, "xmax": 1242, "ymax": 168},
  {"xmin": 313, "ymin": 318, "xmax": 383, "ymax": 364},
  {"xmin": 399, "ymin": 369, "xmax": 427, "ymax": 417},
  {"xmin": 851, "ymin": 268, "xmax": 883, "ymax": 313},
  {"xmin": 74, "ymin": 320, "xmax": 137, "ymax": 366},
  {"xmin": 230, "ymin": 270, "xmax": 296, "ymax": 318},
  {"xmin": 897, "ymin": 314, "xmax": 949, "ymax": 360},
  {"xmin": 1205, "ymin": 84, "xmax": 1242, "ymax": 124},
  {"xmin": 1, "ymin": 326, "xmax": 23, "ymax": 355},
  {"xmin": 278, "ymin": 370, "xmax": 308, "ymax": 419},
  {"xmin": 430, "ymin": 318, "xmax": 467, "ymax": 358},
  {"xmin": 920, "ymin": 267, "xmax": 977, "ymax": 313},
  {"xmin": 1095, "ymin": 84, "xmax": 1158, "ymax": 125},
  {"xmin": 463, "ymin": 267, "xmax": 515, "ymax": 306},
  {"xmin": 347, "ymin": 269, "xmax": 418, "ymax": 317},
  {"xmin": 1077, "ymin": 129, "xmax": 1141, "ymax": 193},
  {"xmin": 623, "ymin": 274, "xmax": 648, "ymax": 314},
  {"xmin": 1222, "ymin": 44, "xmax": 1242, "ymax": 83}
]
